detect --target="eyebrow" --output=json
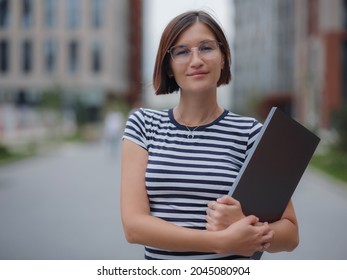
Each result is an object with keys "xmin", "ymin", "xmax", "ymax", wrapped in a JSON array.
[
  {"xmin": 172, "ymin": 39, "xmax": 216, "ymax": 48},
  {"xmin": 172, "ymin": 43, "xmax": 189, "ymax": 48}
]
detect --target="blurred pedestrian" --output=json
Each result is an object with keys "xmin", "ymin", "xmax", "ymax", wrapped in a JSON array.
[
  {"xmin": 121, "ymin": 10, "xmax": 299, "ymax": 260},
  {"xmin": 103, "ymin": 111, "xmax": 123, "ymax": 156}
]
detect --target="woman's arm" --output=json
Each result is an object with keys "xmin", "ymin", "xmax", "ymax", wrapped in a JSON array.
[
  {"xmin": 205, "ymin": 196, "xmax": 299, "ymax": 252},
  {"xmin": 265, "ymin": 200, "xmax": 299, "ymax": 252},
  {"xmin": 120, "ymin": 139, "xmax": 274, "ymax": 256}
]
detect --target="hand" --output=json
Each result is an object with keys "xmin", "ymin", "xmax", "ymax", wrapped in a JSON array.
[
  {"xmin": 206, "ymin": 195, "xmax": 245, "ymax": 231},
  {"xmin": 215, "ymin": 215, "xmax": 274, "ymax": 256}
]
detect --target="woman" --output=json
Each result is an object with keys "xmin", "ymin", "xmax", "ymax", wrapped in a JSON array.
[{"xmin": 121, "ymin": 10, "xmax": 299, "ymax": 260}]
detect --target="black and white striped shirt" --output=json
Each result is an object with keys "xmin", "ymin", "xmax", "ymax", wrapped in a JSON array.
[{"xmin": 123, "ymin": 108, "xmax": 262, "ymax": 260}]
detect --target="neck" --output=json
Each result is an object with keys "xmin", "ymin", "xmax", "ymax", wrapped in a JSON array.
[
  {"xmin": 175, "ymin": 93, "xmax": 221, "ymax": 127},
  {"xmin": 174, "ymin": 89, "xmax": 223, "ymax": 127}
]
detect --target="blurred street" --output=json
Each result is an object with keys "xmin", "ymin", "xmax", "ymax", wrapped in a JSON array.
[
  {"xmin": 0, "ymin": 140, "xmax": 143, "ymax": 260},
  {"xmin": 0, "ymin": 141, "xmax": 346, "ymax": 260},
  {"xmin": 263, "ymin": 167, "xmax": 347, "ymax": 260}
]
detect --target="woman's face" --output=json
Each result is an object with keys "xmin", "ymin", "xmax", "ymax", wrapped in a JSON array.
[{"xmin": 169, "ymin": 22, "xmax": 224, "ymax": 95}]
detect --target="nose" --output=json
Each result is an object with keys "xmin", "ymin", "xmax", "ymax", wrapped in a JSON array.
[{"xmin": 189, "ymin": 47, "xmax": 203, "ymax": 66}]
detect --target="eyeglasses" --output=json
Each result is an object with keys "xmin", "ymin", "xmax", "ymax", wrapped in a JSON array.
[{"xmin": 168, "ymin": 40, "xmax": 222, "ymax": 63}]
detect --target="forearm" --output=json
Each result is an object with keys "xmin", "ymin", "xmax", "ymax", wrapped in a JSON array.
[
  {"xmin": 266, "ymin": 200, "xmax": 299, "ymax": 253},
  {"xmin": 206, "ymin": 196, "xmax": 299, "ymax": 254},
  {"xmin": 123, "ymin": 213, "xmax": 218, "ymax": 253},
  {"xmin": 123, "ymin": 211, "xmax": 273, "ymax": 257},
  {"xmin": 266, "ymin": 218, "xmax": 299, "ymax": 252}
]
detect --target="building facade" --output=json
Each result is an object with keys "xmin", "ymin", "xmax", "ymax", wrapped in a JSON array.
[
  {"xmin": 0, "ymin": 0, "xmax": 142, "ymax": 146},
  {"xmin": 233, "ymin": 0, "xmax": 295, "ymax": 118},
  {"xmin": 295, "ymin": 0, "xmax": 347, "ymax": 129},
  {"xmin": 233, "ymin": 0, "xmax": 347, "ymax": 130},
  {"xmin": 0, "ymin": 0, "xmax": 142, "ymax": 108}
]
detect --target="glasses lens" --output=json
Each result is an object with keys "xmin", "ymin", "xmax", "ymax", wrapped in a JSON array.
[
  {"xmin": 199, "ymin": 41, "xmax": 219, "ymax": 53},
  {"xmin": 170, "ymin": 40, "xmax": 221, "ymax": 63},
  {"xmin": 170, "ymin": 46, "xmax": 190, "ymax": 63}
]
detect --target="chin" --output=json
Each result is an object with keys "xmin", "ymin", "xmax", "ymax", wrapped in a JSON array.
[{"xmin": 181, "ymin": 81, "xmax": 217, "ymax": 94}]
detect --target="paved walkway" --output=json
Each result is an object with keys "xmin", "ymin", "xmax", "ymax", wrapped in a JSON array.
[
  {"xmin": 0, "ymin": 141, "xmax": 142, "ymax": 260},
  {"xmin": 263, "ymin": 167, "xmax": 347, "ymax": 259},
  {"xmin": 0, "ymin": 141, "xmax": 346, "ymax": 259}
]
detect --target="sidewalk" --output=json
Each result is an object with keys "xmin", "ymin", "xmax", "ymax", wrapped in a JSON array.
[{"xmin": 263, "ymin": 167, "xmax": 347, "ymax": 259}]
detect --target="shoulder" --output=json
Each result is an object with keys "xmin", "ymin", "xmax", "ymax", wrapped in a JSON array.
[
  {"xmin": 128, "ymin": 108, "xmax": 169, "ymax": 126},
  {"xmin": 124, "ymin": 108, "xmax": 168, "ymax": 150},
  {"xmin": 129, "ymin": 108, "xmax": 168, "ymax": 119},
  {"xmin": 223, "ymin": 110, "xmax": 262, "ymax": 128}
]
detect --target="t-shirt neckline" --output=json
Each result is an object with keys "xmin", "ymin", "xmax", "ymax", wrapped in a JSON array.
[{"xmin": 168, "ymin": 108, "xmax": 228, "ymax": 130}]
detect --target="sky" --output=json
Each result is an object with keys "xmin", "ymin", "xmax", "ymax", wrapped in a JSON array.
[{"xmin": 142, "ymin": 0, "xmax": 235, "ymax": 108}]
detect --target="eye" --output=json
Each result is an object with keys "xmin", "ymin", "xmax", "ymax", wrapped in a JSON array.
[
  {"xmin": 173, "ymin": 47, "xmax": 190, "ymax": 57},
  {"xmin": 199, "ymin": 43, "xmax": 214, "ymax": 53}
]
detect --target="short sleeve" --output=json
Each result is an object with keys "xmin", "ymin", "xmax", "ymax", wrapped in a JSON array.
[
  {"xmin": 122, "ymin": 108, "xmax": 148, "ymax": 150},
  {"xmin": 245, "ymin": 119, "xmax": 262, "ymax": 156}
]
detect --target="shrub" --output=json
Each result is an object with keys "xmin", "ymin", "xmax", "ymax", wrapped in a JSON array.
[{"xmin": 332, "ymin": 104, "xmax": 347, "ymax": 153}]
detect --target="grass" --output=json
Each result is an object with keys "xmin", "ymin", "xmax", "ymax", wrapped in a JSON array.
[
  {"xmin": 0, "ymin": 129, "xmax": 86, "ymax": 166},
  {"xmin": 310, "ymin": 148, "xmax": 347, "ymax": 184},
  {"xmin": 0, "ymin": 144, "xmax": 35, "ymax": 165}
]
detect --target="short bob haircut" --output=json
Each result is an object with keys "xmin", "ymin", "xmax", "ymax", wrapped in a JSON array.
[{"xmin": 153, "ymin": 10, "xmax": 232, "ymax": 95}]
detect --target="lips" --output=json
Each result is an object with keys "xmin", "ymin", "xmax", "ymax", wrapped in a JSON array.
[{"xmin": 187, "ymin": 71, "xmax": 209, "ymax": 77}]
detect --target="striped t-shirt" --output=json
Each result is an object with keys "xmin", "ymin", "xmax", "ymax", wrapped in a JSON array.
[{"xmin": 123, "ymin": 108, "xmax": 262, "ymax": 260}]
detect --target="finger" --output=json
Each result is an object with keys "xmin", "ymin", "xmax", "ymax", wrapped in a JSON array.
[
  {"xmin": 205, "ymin": 222, "xmax": 217, "ymax": 232},
  {"xmin": 262, "ymin": 223, "xmax": 275, "ymax": 237},
  {"xmin": 205, "ymin": 215, "xmax": 217, "ymax": 231},
  {"xmin": 206, "ymin": 208, "xmax": 219, "ymax": 220},
  {"xmin": 207, "ymin": 201, "xmax": 217, "ymax": 210},
  {"xmin": 217, "ymin": 195, "xmax": 239, "ymax": 205},
  {"xmin": 263, "ymin": 230, "xmax": 275, "ymax": 240},
  {"xmin": 260, "ymin": 231, "xmax": 274, "ymax": 246},
  {"xmin": 205, "ymin": 214, "xmax": 214, "ymax": 224},
  {"xmin": 244, "ymin": 215, "xmax": 259, "ymax": 225},
  {"xmin": 205, "ymin": 223, "xmax": 211, "ymax": 231},
  {"xmin": 206, "ymin": 208, "xmax": 213, "ymax": 217},
  {"xmin": 259, "ymin": 242, "xmax": 271, "ymax": 252}
]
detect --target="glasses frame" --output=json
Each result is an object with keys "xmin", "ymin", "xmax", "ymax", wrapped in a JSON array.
[{"xmin": 167, "ymin": 40, "xmax": 222, "ymax": 63}]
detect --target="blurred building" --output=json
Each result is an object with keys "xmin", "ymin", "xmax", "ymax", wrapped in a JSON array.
[
  {"xmin": 233, "ymin": 0, "xmax": 295, "ymax": 118},
  {"xmin": 233, "ymin": 0, "xmax": 347, "ymax": 130},
  {"xmin": 0, "ymin": 0, "xmax": 142, "ymax": 145},
  {"xmin": 0, "ymin": 0, "xmax": 142, "ymax": 112},
  {"xmin": 295, "ymin": 0, "xmax": 347, "ymax": 129}
]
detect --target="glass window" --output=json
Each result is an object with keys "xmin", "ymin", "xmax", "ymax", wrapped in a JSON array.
[
  {"xmin": 91, "ymin": 0, "xmax": 104, "ymax": 28},
  {"xmin": 22, "ymin": 0, "xmax": 33, "ymax": 28},
  {"xmin": 67, "ymin": 0, "xmax": 81, "ymax": 29},
  {"xmin": 68, "ymin": 40, "xmax": 79, "ymax": 73},
  {"xmin": 44, "ymin": 39, "xmax": 57, "ymax": 73},
  {"xmin": 22, "ymin": 39, "xmax": 33, "ymax": 73},
  {"xmin": 44, "ymin": 0, "xmax": 57, "ymax": 28},
  {"xmin": 0, "ymin": 40, "xmax": 9, "ymax": 73},
  {"xmin": 0, "ymin": 0, "xmax": 10, "ymax": 28},
  {"xmin": 91, "ymin": 41, "xmax": 102, "ymax": 73}
]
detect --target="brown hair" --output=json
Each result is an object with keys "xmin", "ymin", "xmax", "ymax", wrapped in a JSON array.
[{"xmin": 153, "ymin": 10, "xmax": 232, "ymax": 95}]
